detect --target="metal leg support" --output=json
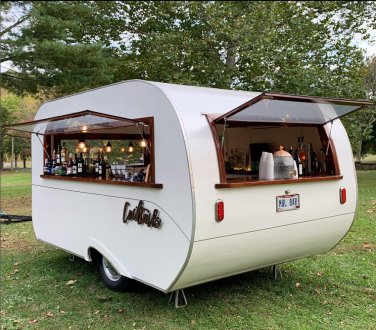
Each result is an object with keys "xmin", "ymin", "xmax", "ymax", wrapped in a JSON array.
[
  {"xmin": 267, "ymin": 264, "xmax": 283, "ymax": 281},
  {"xmin": 69, "ymin": 254, "xmax": 75, "ymax": 262},
  {"xmin": 168, "ymin": 289, "xmax": 188, "ymax": 308}
]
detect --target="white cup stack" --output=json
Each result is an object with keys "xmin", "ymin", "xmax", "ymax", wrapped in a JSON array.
[
  {"xmin": 265, "ymin": 153, "xmax": 274, "ymax": 180},
  {"xmin": 259, "ymin": 151, "xmax": 268, "ymax": 180}
]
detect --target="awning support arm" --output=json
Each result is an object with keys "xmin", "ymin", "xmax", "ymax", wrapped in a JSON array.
[
  {"xmin": 36, "ymin": 133, "xmax": 50, "ymax": 160},
  {"xmin": 221, "ymin": 117, "xmax": 227, "ymax": 150},
  {"xmin": 326, "ymin": 120, "xmax": 333, "ymax": 156}
]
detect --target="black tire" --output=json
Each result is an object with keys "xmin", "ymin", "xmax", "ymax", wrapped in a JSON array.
[{"xmin": 97, "ymin": 254, "xmax": 130, "ymax": 292}]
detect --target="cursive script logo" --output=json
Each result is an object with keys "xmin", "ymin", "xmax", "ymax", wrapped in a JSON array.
[{"xmin": 123, "ymin": 200, "xmax": 162, "ymax": 229}]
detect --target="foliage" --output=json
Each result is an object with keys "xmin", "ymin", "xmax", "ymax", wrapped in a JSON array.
[
  {"xmin": 2, "ymin": 1, "xmax": 376, "ymax": 99},
  {"xmin": 0, "ymin": 89, "xmax": 41, "ymax": 168},
  {"xmin": 1, "ymin": 1, "xmax": 120, "ymax": 97},
  {"xmin": 1, "ymin": 170, "xmax": 375, "ymax": 329},
  {"xmin": 119, "ymin": 1, "xmax": 375, "ymax": 98},
  {"xmin": 342, "ymin": 56, "xmax": 376, "ymax": 160}
]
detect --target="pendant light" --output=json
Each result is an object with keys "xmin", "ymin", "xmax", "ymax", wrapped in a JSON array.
[
  {"xmin": 105, "ymin": 141, "xmax": 112, "ymax": 153},
  {"xmin": 139, "ymin": 126, "xmax": 147, "ymax": 148},
  {"xmin": 78, "ymin": 136, "xmax": 86, "ymax": 149},
  {"xmin": 128, "ymin": 141, "xmax": 134, "ymax": 153}
]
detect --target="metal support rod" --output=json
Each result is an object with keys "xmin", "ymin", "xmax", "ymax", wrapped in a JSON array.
[
  {"xmin": 326, "ymin": 121, "xmax": 333, "ymax": 156},
  {"xmin": 168, "ymin": 289, "xmax": 188, "ymax": 308},
  {"xmin": 36, "ymin": 133, "xmax": 50, "ymax": 160}
]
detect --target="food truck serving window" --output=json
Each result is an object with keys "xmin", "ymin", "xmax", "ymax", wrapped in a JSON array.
[
  {"xmin": 3, "ymin": 111, "xmax": 161, "ymax": 188},
  {"xmin": 210, "ymin": 93, "xmax": 373, "ymax": 188}
]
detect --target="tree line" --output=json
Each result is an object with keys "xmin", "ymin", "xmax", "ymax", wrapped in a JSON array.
[{"xmin": 1, "ymin": 1, "xmax": 375, "ymax": 164}]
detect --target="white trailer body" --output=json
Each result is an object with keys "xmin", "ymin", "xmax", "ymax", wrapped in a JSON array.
[{"xmin": 5, "ymin": 80, "xmax": 371, "ymax": 293}]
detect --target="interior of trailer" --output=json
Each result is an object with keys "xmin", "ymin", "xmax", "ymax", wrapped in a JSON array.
[{"xmin": 214, "ymin": 123, "xmax": 337, "ymax": 184}]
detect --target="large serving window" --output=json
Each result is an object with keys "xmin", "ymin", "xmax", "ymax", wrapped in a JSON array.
[
  {"xmin": 4, "ymin": 110, "xmax": 162, "ymax": 188},
  {"xmin": 208, "ymin": 93, "xmax": 372, "ymax": 188}
]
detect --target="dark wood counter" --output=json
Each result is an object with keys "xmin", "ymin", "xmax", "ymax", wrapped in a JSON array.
[
  {"xmin": 40, "ymin": 175, "xmax": 163, "ymax": 188},
  {"xmin": 215, "ymin": 174, "xmax": 343, "ymax": 189}
]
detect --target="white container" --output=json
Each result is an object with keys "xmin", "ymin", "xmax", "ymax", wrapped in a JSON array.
[
  {"xmin": 265, "ymin": 153, "xmax": 274, "ymax": 180},
  {"xmin": 259, "ymin": 151, "xmax": 267, "ymax": 180},
  {"xmin": 293, "ymin": 161, "xmax": 299, "ymax": 179}
]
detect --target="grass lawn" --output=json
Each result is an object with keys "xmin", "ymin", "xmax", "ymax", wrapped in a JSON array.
[
  {"xmin": 356, "ymin": 155, "xmax": 376, "ymax": 163},
  {"xmin": 1, "ymin": 170, "xmax": 375, "ymax": 329}
]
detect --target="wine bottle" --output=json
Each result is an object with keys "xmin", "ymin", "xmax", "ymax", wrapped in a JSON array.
[
  {"xmin": 61, "ymin": 142, "xmax": 68, "ymax": 164},
  {"xmin": 56, "ymin": 143, "xmax": 61, "ymax": 165},
  {"xmin": 289, "ymin": 146, "xmax": 293, "ymax": 155},
  {"xmin": 66, "ymin": 153, "xmax": 73, "ymax": 175},
  {"xmin": 294, "ymin": 149, "xmax": 303, "ymax": 176},
  {"xmin": 44, "ymin": 158, "xmax": 48, "ymax": 174},
  {"xmin": 99, "ymin": 151, "xmax": 105, "ymax": 176},
  {"xmin": 95, "ymin": 151, "xmax": 100, "ymax": 175},
  {"xmin": 78, "ymin": 152, "xmax": 84, "ymax": 174},
  {"xmin": 72, "ymin": 153, "xmax": 78, "ymax": 175}
]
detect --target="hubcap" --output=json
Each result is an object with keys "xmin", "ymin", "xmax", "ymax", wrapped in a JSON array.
[{"xmin": 102, "ymin": 257, "xmax": 121, "ymax": 281}]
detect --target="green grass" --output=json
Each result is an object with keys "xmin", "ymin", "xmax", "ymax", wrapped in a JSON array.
[
  {"xmin": 1, "ymin": 171, "xmax": 375, "ymax": 329},
  {"xmin": 355, "ymin": 155, "xmax": 376, "ymax": 163},
  {"xmin": 1, "ymin": 170, "xmax": 32, "ymax": 216}
]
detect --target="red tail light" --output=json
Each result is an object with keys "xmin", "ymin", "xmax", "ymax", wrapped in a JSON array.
[
  {"xmin": 340, "ymin": 187, "xmax": 346, "ymax": 204},
  {"xmin": 215, "ymin": 200, "xmax": 224, "ymax": 222}
]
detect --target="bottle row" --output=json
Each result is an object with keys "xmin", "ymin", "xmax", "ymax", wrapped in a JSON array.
[{"xmin": 44, "ymin": 151, "xmax": 108, "ymax": 176}]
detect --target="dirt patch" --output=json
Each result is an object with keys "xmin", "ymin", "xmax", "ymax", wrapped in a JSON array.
[
  {"xmin": 1, "ymin": 236, "xmax": 40, "ymax": 252},
  {"xmin": 1, "ymin": 196, "xmax": 32, "ymax": 216}
]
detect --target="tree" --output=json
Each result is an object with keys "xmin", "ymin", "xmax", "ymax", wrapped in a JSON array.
[
  {"xmin": 0, "ymin": 89, "xmax": 41, "ymax": 170},
  {"xmin": 1, "ymin": 1, "xmax": 120, "ymax": 97},
  {"xmin": 341, "ymin": 56, "xmax": 376, "ymax": 161},
  {"xmin": 117, "ymin": 1, "xmax": 375, "ymax": 99},
  {"xmin": 2, "ymin": 1, "xmax": 375, "ymax": 99}
]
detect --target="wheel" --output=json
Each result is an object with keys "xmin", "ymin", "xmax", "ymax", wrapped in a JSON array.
[{"xmin": 97, "ymin": 255, "xmax": 130, "ymax": 292}]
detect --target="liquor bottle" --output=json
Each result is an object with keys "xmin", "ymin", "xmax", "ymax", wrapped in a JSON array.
[
  {"xmin": 47, "ymin": 158, "xmax": 52, "ymax": 175},
  {"xmin": 56, "ymin": 143, "xmax": 61, "ymax": 165},
  {"xmin": 44, "ymin": 158, "xmax": 48, "ymax": 174},
  {"xmin": 95, "ymin": 151, "xmax": 100, "ymax": 175},
  {"xmin": 99, "ymin": 152, "xmax": 105, "ymax": 176},
  {"xmin": 51, "ymin": 160, "xmax": 56, "ymax": 175},
  {"xmin": 72, "ymin": 153, "xmax": 78, "ymax": 175},
  {"xmin": 294, "ymin": 149, "xmax": 303, "ymax": 176},
  {"xmin": 67, "ymin": 153, "xmax": 73, "ymax": 175},
  {"xmin": 61, "ymin": 142, "xmax": 68, "ymax": 165},
  {"xmin": 77, "ymin": 152, "xmax": 84, "ymax": 174}
]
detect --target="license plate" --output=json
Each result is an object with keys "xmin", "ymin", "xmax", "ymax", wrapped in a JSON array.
[{"xmin": 276, "ymin": 194, "xmax": 300, "ymax": 212}]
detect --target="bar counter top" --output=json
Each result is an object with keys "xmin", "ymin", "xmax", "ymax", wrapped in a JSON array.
[
  {"xmin": 215, "ymin": 174, "xmax": 343, "ymax": 188},
  {"xmin": 40, "ymin": 174, "xmax": 163, "ymax": 188}
]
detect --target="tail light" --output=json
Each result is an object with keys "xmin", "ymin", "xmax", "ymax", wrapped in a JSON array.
[
  {"xmin": 340, "ymin": 187, "xmax": 346, "ymax": 204},
  {"xmin": 215, "ymin": 200, "xmax": 224, "ymax": 222}
]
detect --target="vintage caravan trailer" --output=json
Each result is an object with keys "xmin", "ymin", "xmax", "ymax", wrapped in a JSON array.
[{"xmin": 4, "ymin": 80, "xmax": 372, "ymax": 306}]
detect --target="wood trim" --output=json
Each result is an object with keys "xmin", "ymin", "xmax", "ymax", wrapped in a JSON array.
[
  {"xmin": 264, "ymin": 93, "xmax": 373, "ymax": 106},
  {"xmin": 206, "ymin": 114, "xmax": 227, "ymax": 183},
  {"xmin": 56, "ymin": 133, "xmax": 150, "ymax": 141},
  {"xmin": 3, "ymin": 110, "xmax": 140, "ymax": 129},
  {"xmin": 215, "ymin": 175, "xmax": 343, "ymax": 188},
  {"xmin": 40, "ymin": 175, "xmax": 163, "ymax": 188},
  {"xmin": 317, "ymin": 125, "xmax": 340, "ymax": 175}
]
